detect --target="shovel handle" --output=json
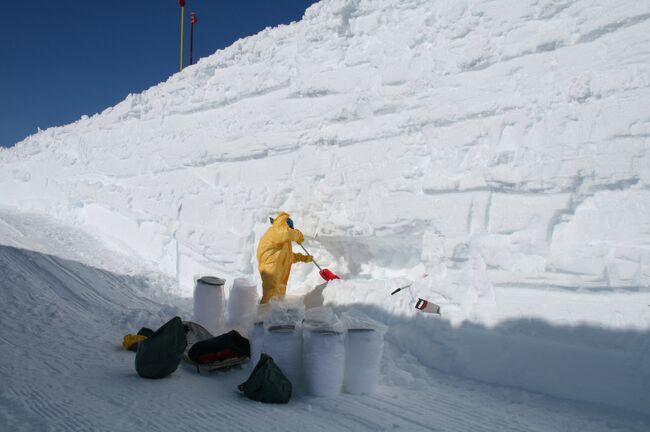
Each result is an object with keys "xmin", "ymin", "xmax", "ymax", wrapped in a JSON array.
[
  {"xmin": 391, "ymin": 284, "xmax": 412, "ymax": 295},
  {"xmin": 299, "ymin": 243, "xmax": 323, "ymax": 271}
]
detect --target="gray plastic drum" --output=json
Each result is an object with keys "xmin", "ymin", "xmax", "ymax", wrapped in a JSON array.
[
  {"xmin": 193, "ymin": 276, "xmax": 226, "ymax": 334},
  {"xmin": 344, "ymin": 328, "xmax": 382, "ymax": 394},
  {"xmin": 263, "ymin": 324, "xmax": 303, "ymax": 388},
  {"xmin": 304, "ymin": 329, "xmax": 345, "ymax": 397}
]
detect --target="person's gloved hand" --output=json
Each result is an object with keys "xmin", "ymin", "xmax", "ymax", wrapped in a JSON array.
[
  {"xmin": 294, "ymin": 229, "xmax": 304, "ymax": 245},
  {"xmin": 305, "ymin": 255, "xmax": 313, "ymax": 263}
]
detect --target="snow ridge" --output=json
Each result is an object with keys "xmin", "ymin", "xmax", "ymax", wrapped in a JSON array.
[{"xmin": 1, "ymin": 0, "xmax": 648, "ymax": 296}]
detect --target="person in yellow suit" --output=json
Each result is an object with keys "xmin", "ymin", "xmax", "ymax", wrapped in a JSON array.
[{"xmin": 257, "ymin": 211, "xmax": 313, "ymax": 304}]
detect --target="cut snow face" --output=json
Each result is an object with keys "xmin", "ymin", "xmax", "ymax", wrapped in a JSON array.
[
  {"xmin": 1, "ymin": 0, "xmax": 650, "ymax": 424},
  {"xmin": 1, "ymin": 0, "xmax": 648, "ymax": 300},
  {"xmin": 0, "ymin": 210, "xmax": 647, "ymax": 431}
]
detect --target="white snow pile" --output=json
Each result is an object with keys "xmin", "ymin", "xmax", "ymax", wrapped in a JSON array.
[{"xmin": 1, "ymin": 0, "xmax": 650, "ymax": 425}]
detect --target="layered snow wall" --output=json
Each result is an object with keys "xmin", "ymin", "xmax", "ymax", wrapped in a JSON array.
[
  {"xmin": 1, "ymin": 0, "xmax": 650, "ymax": 415},
  {"xmin": 3, "ymin": 0, "xmax": 649, "ymax": 295}
]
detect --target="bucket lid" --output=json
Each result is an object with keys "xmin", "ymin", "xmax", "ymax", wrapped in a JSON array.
[
  {"xmin": 268, "ymin": 324, "xmax": 296, "ymax": 332},
  {"xmin": 311, "ymin": 329, "xmax": 343, "ymax": 336},
  {"xmin": 197, "ymin": 276, "xmax": 225, "ymax": 286}
]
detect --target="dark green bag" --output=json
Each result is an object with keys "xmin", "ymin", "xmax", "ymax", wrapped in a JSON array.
[
  {"xmin": 135, "ymin": 316, "xmax": 187, "ymax": 379},
  {"xmin": 238, "ymin": 353, "xmax": 292, "ymax": 403}
]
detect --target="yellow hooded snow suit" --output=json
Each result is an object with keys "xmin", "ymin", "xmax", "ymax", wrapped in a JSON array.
[{"xmin": 257, "ymin": 212, "xmax": 312, "ymax": 304}]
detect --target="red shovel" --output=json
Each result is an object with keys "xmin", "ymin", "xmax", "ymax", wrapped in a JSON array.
[{"xmin": 299, "ymin": 244, "xmax": 340, "ymax": 281}]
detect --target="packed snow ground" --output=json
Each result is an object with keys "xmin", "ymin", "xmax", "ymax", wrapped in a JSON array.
[
  {"xmin": 1, "ymin": 0, "xmax": 650, "ymax": 425},
  {"xmin": 1, "ymin": 208, "xmax": 648, "ymax": 432}
]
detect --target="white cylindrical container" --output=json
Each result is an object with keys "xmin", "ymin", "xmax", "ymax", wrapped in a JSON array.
[
  {"xmin": 344, "ymin": 328, "xmax": 383, "ymax": 394},
  {"xmin": 193, "ymin": 276, "xmax": 226, "ymax": 335},
  {"xmin": 249, "ymin": 321, "xmax": 265, "ymax": 369},
  {"xmin": 263, "ymin": 324, "xmax": 303, "ymax": 388},
  {"xmin": 228, "ymin": 278, "xmax": 259, "ymax": 326},
  {"xmin": 304, "ymin": 329, "xmax": 345, "ymax": 397}
]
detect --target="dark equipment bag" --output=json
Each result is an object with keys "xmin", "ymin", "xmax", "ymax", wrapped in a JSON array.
[
  {"xmin": 135, "ymin": 316, "xmax": 187, "ymax": 379},
  {"xmin": 126, "ymin": 327, "xmax": 155, "ymax": 352},
  {"xmin": 238, "ymin": 353, "xmax": 292, "ymax": 403},
  {"xmin": 187, "ymin": 330, "xmax": 250, "ymax": 364}
]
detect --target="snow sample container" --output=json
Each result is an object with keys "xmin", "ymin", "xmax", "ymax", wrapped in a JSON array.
[
  {"xmin": 342, "ymin": 310, "xmax": 388, "ymax": 395},
  {"xmin": 228, "ymin": 277, "xmax": 259, "ymax": 327},
  {"xmin": 262, "ymin": 298, "xmax": 305, "ymax": 388},
  {"xmin": 193, "ymin": 276, "xmax": 226, "ymax": 335},
  {"xmin": 303, "ymin": 307, "xmax": 345, "ymax": 397}
]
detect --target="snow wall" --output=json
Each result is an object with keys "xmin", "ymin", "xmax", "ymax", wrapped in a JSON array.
[{"xmin": 1, "ymin": 0, "xmax": 649, "ymax": 415}]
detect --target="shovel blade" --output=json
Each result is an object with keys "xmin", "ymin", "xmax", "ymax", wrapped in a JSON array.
[{"xmin": 319, "ymin": 268, "xmax": 340, "ymax": 281}]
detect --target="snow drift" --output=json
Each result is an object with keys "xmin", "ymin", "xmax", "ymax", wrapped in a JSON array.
[{"xmin": 1, "ymin": 0, "xmax": 649, "ymax": 417}]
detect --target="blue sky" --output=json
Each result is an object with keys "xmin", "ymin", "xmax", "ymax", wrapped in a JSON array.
[{"xmin": 0, "ymin": 0, "xmax": 320, "ymax": 148}]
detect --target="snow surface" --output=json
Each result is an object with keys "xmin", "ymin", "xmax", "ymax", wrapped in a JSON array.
[
  {"xmin": 1, "ymin": 0, "xmax": 650, "ymax": 427},
  {"xmin": 1, "ymin": 208, "xmax": 647, "ymax": 431}
]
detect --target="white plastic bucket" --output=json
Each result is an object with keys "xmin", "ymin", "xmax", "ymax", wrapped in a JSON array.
[
  {"xmin": 304, "ymin": 330, "xmax": 345, "ymax": 397},
  {"xmin": 263, "ymin": 324, "xmax": 303, "ymax": 387},
  {"xmin": 344, "ymin": 328, "xmax": 382, "ymax": 394},
  {"xmin": 228, "ymin": 278, "xmax": 258, "ymax": 326},
  {"xmin": 193, "ymin": 276, "xmax": 225, "ymax": 335}
]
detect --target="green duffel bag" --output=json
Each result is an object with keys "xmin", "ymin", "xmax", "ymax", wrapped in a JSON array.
[
  {"xmin": 238, "ymin": 353, "xmax": 292, "ymax": 403},
  {"xmin": 136, "ymin": 316, "xmax": 187, "ymax": 379}
]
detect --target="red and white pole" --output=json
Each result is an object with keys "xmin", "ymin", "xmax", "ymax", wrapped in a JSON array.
[{"xmin": 190, "ymin": 12, "xmax": 197, "ymax": 65}]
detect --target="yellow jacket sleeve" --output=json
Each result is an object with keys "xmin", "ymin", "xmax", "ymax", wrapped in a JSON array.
[{"xmin": 292, "ymin": 253, "xmax": 313, "ymax": 263}]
